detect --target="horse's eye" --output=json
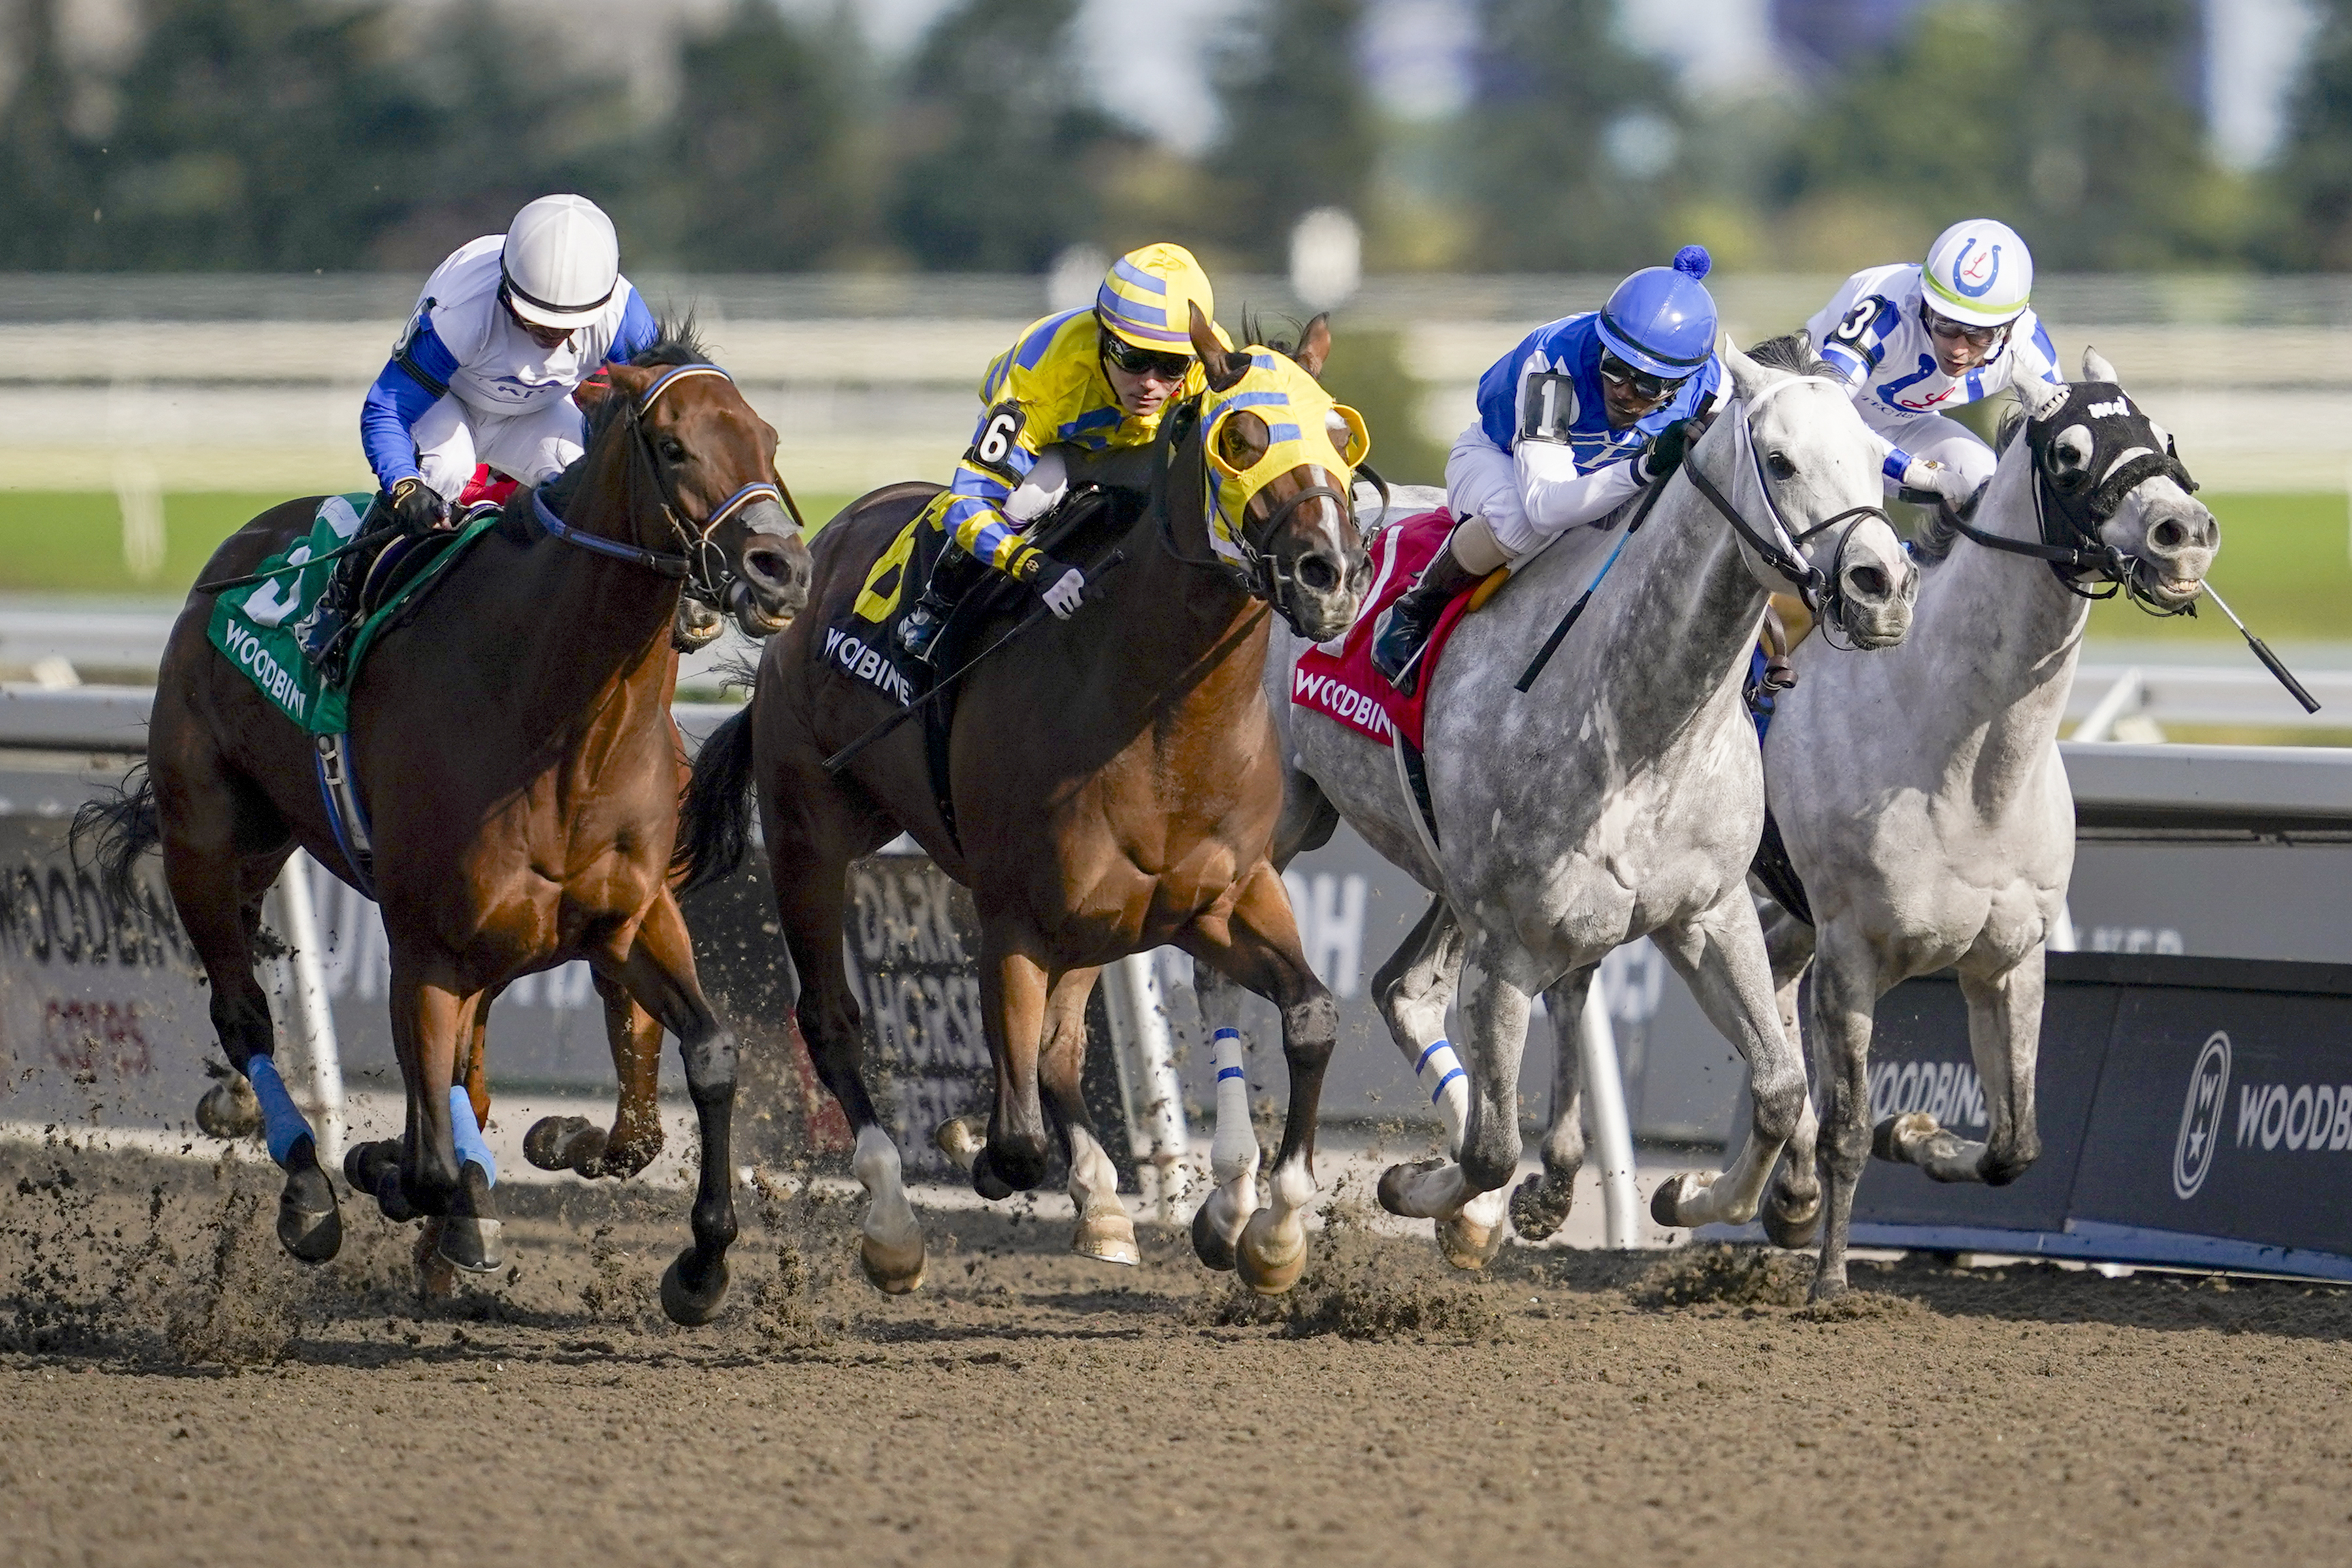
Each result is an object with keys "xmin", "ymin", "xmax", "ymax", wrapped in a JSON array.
[
  {"xmin": 1765, "ymin": 452, "xmax": 1796, "ymax": 481},
  {"xmin": 659, "ymin": 437, "xmax": 687, "ymax": 463}
]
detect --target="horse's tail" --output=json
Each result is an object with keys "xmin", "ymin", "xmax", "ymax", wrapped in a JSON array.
[
  {"xmin": 70, "ymin": 762, "xmax": 162, "ymax": 907},
  {"xmin": 675, "ymin": 705, "xmax": 759, "ymax": 893}
]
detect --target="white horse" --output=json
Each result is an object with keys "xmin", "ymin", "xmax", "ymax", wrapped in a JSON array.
[
  {"xmin": 1739, "ymin": 348, "xmax": 2218, "ymax": 1298},
  {"xmin": 1191, "ymin": 337, "xmax": 1917, "ymax": 1269}
]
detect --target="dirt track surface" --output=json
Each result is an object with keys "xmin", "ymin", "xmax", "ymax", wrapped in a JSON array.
[{"xmin": 5, "ymin": 1143, "xmax": 2351, "ymax": 1568}]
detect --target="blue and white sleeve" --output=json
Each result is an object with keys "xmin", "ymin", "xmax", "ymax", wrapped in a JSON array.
[
  {"xmin": 606, "ymin": 287, "xmax": 659, "ymax": 365},
  {"xmin": 359, "ymin": 316, "xmax": 459, "ymax": 491}
]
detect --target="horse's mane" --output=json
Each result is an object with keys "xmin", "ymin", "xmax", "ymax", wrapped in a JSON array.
[
  {"xmin": 1233, "ymin": 310, "xmax": 1327, "ymax": 370},
  {"xmin": 1746, "ymin": 333, "xmax": 1838, "ymax": 379},
  {"xmin": 536, "ymin": 314, "xmax": 711, "ymax": 520}
]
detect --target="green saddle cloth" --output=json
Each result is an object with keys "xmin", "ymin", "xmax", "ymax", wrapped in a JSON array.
[{"xmin": 206, "ymin": 493, "xmax": 501, "ymax": 736}]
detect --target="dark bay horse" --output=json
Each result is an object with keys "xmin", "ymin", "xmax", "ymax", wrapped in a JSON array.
[
  {"xmin": 677, "ymin": 307, "xmax": 1369, "ymax": 1295},
  {"xmin": 77, "ymin": 332, "xmax": 811, "ymax": 1324}
]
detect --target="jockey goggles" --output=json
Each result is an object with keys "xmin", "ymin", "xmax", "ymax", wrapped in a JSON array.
[
  {"xmin": 1921, "ymin": 304, "xmax": 2007, "ymax": 350},
  {"xmin": 1598, "ymin": 351, "xmax": 1686, "ymax": 403},
  {"xmin": 1100, "ymin": 327, "xmax": 1194, "ymax": 382}
]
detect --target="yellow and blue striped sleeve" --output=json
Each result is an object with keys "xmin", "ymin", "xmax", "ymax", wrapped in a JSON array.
[{"xmin": 940, "ymin": 312, "xmax": 1088, "ymax": 576}]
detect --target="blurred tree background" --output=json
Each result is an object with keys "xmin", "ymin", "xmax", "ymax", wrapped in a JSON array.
[{"xmin": 0, "ymin": 0, "xmax": 2328, "ymax": 274}]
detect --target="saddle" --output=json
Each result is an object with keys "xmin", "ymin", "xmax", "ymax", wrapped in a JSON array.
[{"xmin": 830, "ymin": 483, "xmax": 1139, "ymax": 847}]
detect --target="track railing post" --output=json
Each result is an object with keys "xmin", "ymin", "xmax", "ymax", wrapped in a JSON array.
[
  {"xmin": 1579, "ymin": 981, "xmax": 1641, "ymax": 1249},
  {"xmin": 269, "ymin": 851, "xmax": 346, "ymax": 1165},
  {"xmin": 1102, "ymin": 950, "xmax": 1192, "ymax": 1224}
]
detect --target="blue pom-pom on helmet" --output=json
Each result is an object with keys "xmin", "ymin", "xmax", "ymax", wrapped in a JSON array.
[{"xmin": 1596, "ymin": 244, "xmax": 1720, "ymax": 380}]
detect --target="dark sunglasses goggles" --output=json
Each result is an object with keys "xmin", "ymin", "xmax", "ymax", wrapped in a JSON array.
[
  {"xmin": 1920, "ymin": 305, "xmax": 2008, "ymax": 350},
  {"xmin": 1099, "ymin": 329, "xmax": 1194, "ymax": 382},
  {"xmin": 1597, "ymin": 351, "xmax": 1687, "ymax": 402}
]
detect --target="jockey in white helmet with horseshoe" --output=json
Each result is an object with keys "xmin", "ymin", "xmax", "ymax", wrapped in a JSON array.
[
  {"xmin": 303, "ymin": 194, "xmax": 660, "ymax": 666},
  {"xmin": 1806, "ymin": 218, "xmax": 2062, "ymax": 504}
]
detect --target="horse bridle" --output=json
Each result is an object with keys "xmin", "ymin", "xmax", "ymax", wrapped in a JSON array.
[
  {"xmin": 1678, "ymin": 375, "xmax": 1895, "ymax": 647},
  {"xmin": 1149, "ymin": 395, "xmax": 1373, "ymax": 636},
  {"xmin": 530, "ymin": 361, "xmax": 798, "ymax": 599},
  {"xmin": 1935, "ymin": 381, "xmax": 2198, "ymax": 615}
]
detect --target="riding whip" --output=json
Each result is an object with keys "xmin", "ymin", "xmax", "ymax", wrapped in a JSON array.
[
  {"xmin": 2200, "ymin": 582, "xmax": 2321, "ymax": 715},
  {"xmin": 1513, "ymin": 475, "xmax": 1669, "ymax": 693}
]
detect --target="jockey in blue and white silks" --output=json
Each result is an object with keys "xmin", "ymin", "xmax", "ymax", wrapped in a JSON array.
[
  {"xmin": 1805, "ymin": 218, "xmax": 2063, "ymax": 500},
  {"xmin": 1371, "ymin": 246, "xmax": 1723, "ymax": 693},
  {"xmin": 359, "ymin": 193, "xmax": 658, "ymax": 531}
]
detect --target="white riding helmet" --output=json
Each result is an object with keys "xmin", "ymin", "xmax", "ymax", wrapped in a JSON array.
[
  {"xmin": 1921, "ymin": 219, "xmax": 2033, "ymax": 327},
  {"xmin": 500, "ymin": 194, "xmax": 621, "ymax": 329}
]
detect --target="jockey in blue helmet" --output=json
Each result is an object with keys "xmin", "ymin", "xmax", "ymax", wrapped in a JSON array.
[{"xmin": 1372, "ymin": 246, "xmax": 1723, "ymax": 693}]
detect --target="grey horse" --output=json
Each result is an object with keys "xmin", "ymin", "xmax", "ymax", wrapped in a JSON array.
[
  {"xmin": 1737, "ymin": 348, "xmax": 2219, "ymax": 1298},
  {"xmin": 1192, "ymin": 337, "xmax": 1919, "ymax": 1269}
]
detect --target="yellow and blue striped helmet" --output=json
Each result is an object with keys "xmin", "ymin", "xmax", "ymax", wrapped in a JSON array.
[{"xmin": 1096, "ymin": 243, "xmax": 1216, "ymax": 353}]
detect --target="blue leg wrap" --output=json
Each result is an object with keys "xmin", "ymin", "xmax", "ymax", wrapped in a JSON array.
[
  {"xmin": 245, "ymin": 1056, "xmax": 314, "ymax": 1166},
  {"xmin": 448, "ymin": 1084, "xmax": 497, "ymax": 1187}
]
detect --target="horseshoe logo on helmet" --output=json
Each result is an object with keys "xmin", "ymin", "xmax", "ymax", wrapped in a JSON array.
[{"xmin": 1952, "ymin": 238, "xmax": 2003, "ymax": 298}]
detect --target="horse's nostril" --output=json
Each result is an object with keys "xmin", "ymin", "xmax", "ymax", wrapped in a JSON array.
[
  {"xmin": 1298, "ymin": 555, "xmax": 1339, "ymax": 593},
  {"xmin": 2151, "ymin": 519, "xmax": 2184, "ymax": 551},
  {"xmin": 1848, "ymin": 564, "xmax": 1889, "ymax": 598}
]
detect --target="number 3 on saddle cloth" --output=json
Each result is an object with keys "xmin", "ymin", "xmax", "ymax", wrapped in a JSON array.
[
  {"xmin": 1290, "ymin": 509, "xmax": 1502, "ymax": 845},
  {"xmin": 205, "ymin": 488, "xmax": 507, "ymax": 896}
]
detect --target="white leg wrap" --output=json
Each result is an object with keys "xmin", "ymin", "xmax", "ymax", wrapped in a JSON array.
[
  {"xmin": 853, "ymin": 1126, "xmax": 920, "ymax": 1249},
  {"xmin": 1209, "ymin": 1028, "xmax": 1260, "ymax": 1188},
  {"xmin": 1414, "ymin": 1037, "xmax": 1471, "ymax": 1155}
]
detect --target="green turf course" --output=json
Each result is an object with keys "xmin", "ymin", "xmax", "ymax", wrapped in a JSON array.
[
  {"xmin": 0, "ymin": 490, "xmax": 2342, "ymax": 644},
  {"xmin": 0, "ymin": 490, "xmax": 860, "ymax": 598}
]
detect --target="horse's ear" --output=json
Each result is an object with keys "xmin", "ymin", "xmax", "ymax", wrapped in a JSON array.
[
  {"xmin": 578, "ymin": 363, "xmax": 651, "ymax": 415},
  {"xmin": 2080, "ymin": 345, "xmax": 2117, "ymax": 383},
  {"xmin": 2018, "ymin": 374, "xmax": 2069, "ymax": 422},
  {"xmin": 1191, "ymin": 302, "xmax": 1248, "ymax": 392},
  {"xmin": 1293, "ymin": 313, "xmax": 1331, "ymax": 378},
  {"xmin": 1719, "ymin": 334, "xmax": 1771, "ymax": 403}
]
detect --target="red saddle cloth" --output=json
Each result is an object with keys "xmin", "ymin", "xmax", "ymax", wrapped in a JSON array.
[{"xmin": 1290, "ymin": 508, "xmax": 1482, "ymax": 752}]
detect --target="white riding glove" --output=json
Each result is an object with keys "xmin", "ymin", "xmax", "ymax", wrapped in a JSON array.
[
  {"xmin": 1902, "ymin": 455, "xmax": 1976, "ymax": 507},
  {"xmin": 1041, "ymin": 567, "xmax": 1087, "ymax": 619}
]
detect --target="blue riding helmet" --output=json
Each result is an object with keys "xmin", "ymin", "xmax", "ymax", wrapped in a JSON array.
[{"xmin": 1595, "ymin": 246, "xmax": 1718, "ymax": 381}]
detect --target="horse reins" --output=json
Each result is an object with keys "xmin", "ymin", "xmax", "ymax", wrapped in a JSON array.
[
  {"xmin": 1680, "ymin": 376, "xmax": 1893, "ymax": 647},
  {"xmin": 538, "ymin": 361, "xmax": 802, "ymax": 599}
]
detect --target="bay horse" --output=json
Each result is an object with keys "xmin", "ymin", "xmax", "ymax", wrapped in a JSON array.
[
  {"xmin": 676, "ymin": 306, "xmax": 1369, "ymax": 1295},
  {"xmin": 1216, "ymin": 337, "xmax": 1916, "ymax": 1268},
  {"xmin": 1750, "ymin": 348, "xmax": 2216, "ymax": 1298},
  {"xmin": 76, "ymin": 329, "xmax": 811, "ymax": 1325}
]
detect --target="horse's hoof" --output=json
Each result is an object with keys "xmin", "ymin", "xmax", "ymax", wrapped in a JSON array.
[
  {"xmin": 858, "ymin": 1230, "xmax": 926, "ymax": 1296},
  {"xmin": 344, "ymin": 1139, "xmax": 417, "ymax": 1222},
  {"xmin": 1072, "ymin": 1210, "xmax": 1140, "ymax": 1267},
  {"xmin": 1649, "ymin": 1173, "xmax": 1690, "ymax": 1227},
  {"xmin": 1435, "ymin": 1211, "xmax": 1506, "ymax": 1272},
  {"xmin": 195, "ymin": 1077, "xmax": 261, "ymax": 1140},
  {"xmin": 436, "ymin": 1216, "xmax": 504, "ymax": 1275},
  {"xmin": 932, "ymin": 1116, "xmax": 986, "ymax": 1173},
  {"xmin": 1808, "ymin": 1271, "xmax": 1850, "ymax": 1304},
  {"xmin": 1190, "ymin": 1196, "xmax": 1238, "ymax": 1272},
  {"xmin": 1873, "ymin": 1111, "xmax": 1936, "ymax": 1164},
  {"xmin": 969, "ymin": 1149, "xmax": 1015, "ymax": 1203},
  {"xmin": 524, "ymin": 1115, "xmax": 599, "ymax": 1173},
  {"xmin": 414, "ymin": 1221, "xmax": 458, "ymax": 1300},
  {"xmin": 1235, "ymin": 1209, "xmax": 1306, "ymax": 1297},
  {"xmin": 1509, "ymin": 1174, "xmax": 1571, "ymax": 1243},
  {"xmin": 275, "ymin": 1144, "xmax": 342, "ymax": 1264},
  {"xmin": 1377, "ymin": 1157, "xmax": 1445, "ymax": 1218},
  {"xmin": 659, "ymin": 1250, "xmax": 731, "ymax": 1326},
  {"xmin": 1760, "ymin": 1186, "xmax": 1823, "ymax": 1250}
]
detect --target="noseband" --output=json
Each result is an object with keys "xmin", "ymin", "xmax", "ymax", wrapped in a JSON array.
[
  {"xmin": 1678, "ymin": 375, "xmax": 1895, "ymax": 647},
  {"xmin": 1936, "ymin": 381, "xmax": 2198, "ymax": 615},
  {"xmin": 1149, "ymin": 396, "xmax": 1360, "ymax": 637},
  {"xmin": 531, "ymin": 361, "xmax": 798, "ymax": 598}
]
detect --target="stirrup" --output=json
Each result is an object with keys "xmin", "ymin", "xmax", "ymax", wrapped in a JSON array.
[{"xmin": 896, "ymin": 604, "xmax": 947, "ymax": 661}]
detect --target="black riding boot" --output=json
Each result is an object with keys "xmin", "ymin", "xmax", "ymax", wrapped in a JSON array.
[
  {"xmin": 894, "ymin": 546, "xmax": 987, "ymax": 664},
  {"xmin": 1369, "ymin": 536, "xmax": 1482, "ymax": 695},
  {"xmin": 295, "ymin": 496, "xmax": 395, "ymax": 683}
]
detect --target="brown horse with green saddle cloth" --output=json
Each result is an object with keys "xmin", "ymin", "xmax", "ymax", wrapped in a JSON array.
[{"xmin": 75, "ymin": 329, "xmax": 810, "ymax": 1324}]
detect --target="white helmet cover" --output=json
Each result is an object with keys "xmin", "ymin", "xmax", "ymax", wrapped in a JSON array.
[
  {"xmin": 500, "ymin": 194, "xmax": 621, "ymax": 329},
  {"xmin": 1921, "ymin": 219, "xmax": 2033, "ymax": 327}
]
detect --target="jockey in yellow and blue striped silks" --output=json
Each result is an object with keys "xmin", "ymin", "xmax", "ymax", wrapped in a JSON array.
[{"xmin": 894, "ymin": 243, "xmax": 1232, "ymax": 661}]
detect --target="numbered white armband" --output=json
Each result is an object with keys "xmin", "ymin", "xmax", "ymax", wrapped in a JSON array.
[{"xmin": 966, "ymin": 400, "xmax": 1028, "ymax": 481}]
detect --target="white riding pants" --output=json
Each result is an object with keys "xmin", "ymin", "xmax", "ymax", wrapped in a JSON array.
[
  {"xmin": 412, "ymin": 391, "xmax": 589, "ymax": 501},
  {"xmin": 1872, "ymin": 410, "xmax": 1997, "ymax": 493},
  {"xmin": 1445, "ymin": 426, "xmax": 1635, "ymax": 566}
]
